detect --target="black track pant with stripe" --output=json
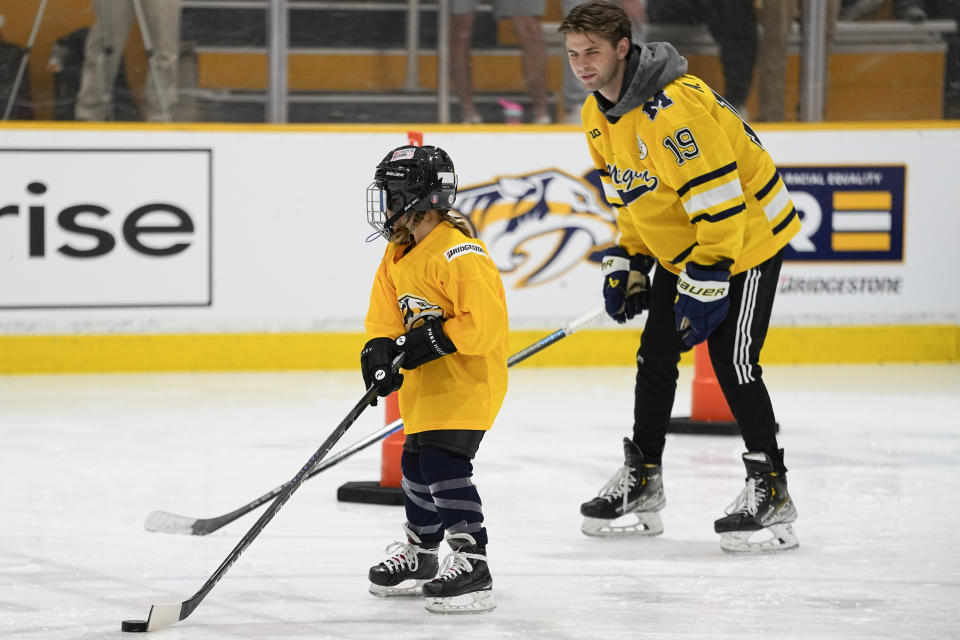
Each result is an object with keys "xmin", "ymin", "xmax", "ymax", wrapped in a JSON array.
[{"xmin": 633, "ymin": 250, "xmax": 785, "ymax": 473}]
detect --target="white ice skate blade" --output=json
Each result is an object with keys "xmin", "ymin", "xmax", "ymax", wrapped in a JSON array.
[
  {"xmin": 581, "ymin": 512, "xmax": 664, "ymax": 538},
  {"xmin": 424, "ymin": 589, "xmax": 496, "ymax": 614},
  {"xmin": 368, "ymin": 579, "xmax": 429, "ymax": 597},
  {"xmin": 719, "ymin": 524, "xmax": 799, "ymax": 554}
]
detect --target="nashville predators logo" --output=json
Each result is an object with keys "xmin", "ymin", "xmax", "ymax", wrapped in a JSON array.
[
  {"xmin": 452, "ymin": 169, "xmax": 617, "ymax": 288},
  {"xmin": 397, "ymin": 294, "xmax": 443, "ymax": 331}
]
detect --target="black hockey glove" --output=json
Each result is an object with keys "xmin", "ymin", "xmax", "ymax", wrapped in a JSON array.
[
  {"xmin": 674, "ymin": 262, "xmax": 731, "ymax": 348},
  {"xmin": 360, "ymin": 337, "xmax": 404, "ymax": 405},
  {"xmin": 601, "ymin": 246, "xmax": 655, "ymax": 324},
  {"xmin": 395, "ymin": 317, "xmax": 457, "ymax": 370}
]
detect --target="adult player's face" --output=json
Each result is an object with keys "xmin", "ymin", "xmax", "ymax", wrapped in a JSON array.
[{"xmin": 565, "ymin": 32, "xmax": 628, "ymax": 100}]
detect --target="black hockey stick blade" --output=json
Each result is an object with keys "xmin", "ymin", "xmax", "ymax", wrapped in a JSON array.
[
  {"xmin": 142, "ymin": 308, "xmax": 605, "ymax": 537},
  {"xmin": 143, "ymin": 417, "xmax": 404, "ymax": 536},
  {"xmin": 122, "ymin": 357, "xmax": 399, "ymax": 632}
]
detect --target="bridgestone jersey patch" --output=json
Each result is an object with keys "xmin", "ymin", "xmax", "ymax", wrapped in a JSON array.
[{"xmin": 444, "ymin": 242, "xmax": 486, "ymax": 262}]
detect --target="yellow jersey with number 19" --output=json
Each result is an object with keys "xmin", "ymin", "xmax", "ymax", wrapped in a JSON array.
[{"xmin": 583, "ymin": 69, "xmax": 800, "ymax": 276}]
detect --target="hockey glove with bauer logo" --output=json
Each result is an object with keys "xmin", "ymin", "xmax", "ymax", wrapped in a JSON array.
[
  {"xmin": 674, "ymin": 262, "xmax": 731, "ymax": 348},
  {"xmin": 395, "ymin": 317, "xmax": 458, "ymax": 369},
  {"xmin": 361, "ymin": 337, "xmax": 404, "ymax": 406},
  {"xmin": 601, "ymin": 246, "xmax": 655, "ymax": 324}
]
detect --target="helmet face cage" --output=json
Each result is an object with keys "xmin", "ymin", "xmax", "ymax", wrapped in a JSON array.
[
  {"xmin": 365, "ymin": 182, "xmax": 392, "ymax": 240},
  {"xmin": 365, "ymin": 145, "xmax": 458, "ymax": 241}
]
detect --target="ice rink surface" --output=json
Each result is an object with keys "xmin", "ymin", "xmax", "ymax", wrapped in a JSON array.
[{"xmin": 1, "ymin": 363, "xmax": 958, "ymax": 639}]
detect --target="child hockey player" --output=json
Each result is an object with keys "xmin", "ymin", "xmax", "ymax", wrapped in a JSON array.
[{"xmin": 361, "ymin": 144, "xmax": 509, "ymax": 612}]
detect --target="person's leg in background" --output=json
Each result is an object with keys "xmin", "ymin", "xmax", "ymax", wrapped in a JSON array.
[
  {"xmin": 702, "ymin": 0, "xmax": 758, "ymax": 118},
  {"xmin": 497, "ymin": 0, "xmax": 550, "ymax": 123},
  {"xmin": 756, "ymin": 0, "xmax": 796, "ymax": 122},
  {"xmin": 75, "ymin": 0, "xmax": 134, "ymax": 121},
  {"xmin": 560, "ymin": 0, "xmax": 589, "ymax": 123},
  {"xmin": 646, "ymin": 0, "xmax": 700, "ymax": 23},
  {"xmin": 139, "ymin": 0, "xmax": 181, "ymax": 122},
  {"xmin": 450, "ymin": 0, "xmax": 482, "ymax": 123}
]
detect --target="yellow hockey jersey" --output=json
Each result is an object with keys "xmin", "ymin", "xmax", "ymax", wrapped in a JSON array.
[
  {"xmin": 364, "ymin": 222, "xmax": 509, "ymax": 433},
  {"xmin": 583, "ymin": 50, "xmax": 800, "ymax": 275}
]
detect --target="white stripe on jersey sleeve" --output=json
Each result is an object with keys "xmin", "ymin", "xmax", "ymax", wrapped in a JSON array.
[
  {"xmin": 762, "ymin": 182, "xmax": 793, "ymax": 221},
  {"xmin": 681, "ymin": 177, "xmax": 744, "ymax": 217}
]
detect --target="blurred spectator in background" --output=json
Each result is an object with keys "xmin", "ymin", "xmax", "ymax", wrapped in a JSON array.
[
  {"xmin": 561, "ymin": 0, "xmax": 648, "ymax": 123},
  {"xmin": 756, "ymin": 0, "xmax": 841, "ymax": 122},
  {"xmin": 646, "ymin": 0, "xmax": 758, "ymax": 118},
  {"xmin": 48, "ymin": 27, "xmax": 141, "ymax": 121},
  {"xmin": 840, "ymin": 0, "xmax": 884, "ymax": 20},
  {"xmin": 840, "ymin": 0, "xmax": 946, "ymax": 23},
  {"xmin": 0, "ymin": 13, "xmax": 35, "ymax": 120},
  {"xmin": 75, "ymin": 0, "xmax": 181, "ymax": 122},
  {"xmin": 698, "ymin": 0, "xmax": 757, "ymax": 119},
  {"xmin": 894, "ymin": 0, "xmax": 931, "ymax": 21},
  {"xmin": 832, "ymin": 0, "xmax": 958, "ymax": 119},
  {"xmin": 891, "ymin": 0, "xmax": 960, "ymax": 118},
  {"xmin": 451, "ymin": 0, "xmax": 551, "ymax": 123}
]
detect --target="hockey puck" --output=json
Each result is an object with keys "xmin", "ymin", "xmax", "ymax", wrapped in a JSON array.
[{"xmin": 121, "ymin": 619, "xmax": 148, "ymax": 632}]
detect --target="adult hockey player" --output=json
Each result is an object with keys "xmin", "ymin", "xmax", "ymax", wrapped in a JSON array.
[
  {"xmin": 361, "ymin": 144, "xmax": 509, "ymax": 612},
  {"xmin": 559, "ymin": 1, "xmax": 800, "ymax": 553}
]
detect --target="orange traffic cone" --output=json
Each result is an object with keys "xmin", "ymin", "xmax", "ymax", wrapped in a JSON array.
[
  {"xmin": 668, "ymin": 343, "xmax": 739, "ymax": 435},
  {"xmin": 690, "ymin": 342, "xmax": 735, "ymax": 422},
  {"xmin": 379, "ymin": 394, "xmax": 404, "ymax": 489},
  {"xmin": 336, "ymin": 392, "xmax": 404, "ymax": 505}
]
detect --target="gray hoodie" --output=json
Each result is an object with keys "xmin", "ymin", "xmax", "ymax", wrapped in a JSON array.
[{"xmin": 595, "ymin": 42, "xmax": 688, "ymax": 124}]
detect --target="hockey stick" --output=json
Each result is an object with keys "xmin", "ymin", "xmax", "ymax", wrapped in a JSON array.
[
  {"xmin": 120, "ymin": 354, "xmax": 402, "ymax": 633},
  {"xmin": 506, "ymin": 306, "xmax": 604, "ymax": 367},
  {"xmin": 145, "ymin": 417, "xmax": 404, "ymax": 535},
  {"xmin": 144, "ymin": 305, "xmax": 605, "ymax": 537}
]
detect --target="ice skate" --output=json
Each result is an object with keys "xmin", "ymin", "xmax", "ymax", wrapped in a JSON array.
[
  {"xmin": 423, "ymin": 533, "xmax": 495, "ymax": 614},
  {"xmin": 714, "ymin": 450, "xmax": 799, "ymax": 554},
  {"xmin": 580, "ymin": 437, "xmax": 665, "ymax": 537},
  {"xmin": 368, "ymin": 523, "xmax": 439, "ymax": 596}
]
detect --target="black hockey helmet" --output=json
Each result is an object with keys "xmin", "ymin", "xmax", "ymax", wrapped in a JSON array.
[{"xmin": 366, "ymin": 145, "xmax": 458, "ymax": 241}]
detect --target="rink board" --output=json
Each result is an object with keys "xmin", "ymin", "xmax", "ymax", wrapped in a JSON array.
[
  {"xmin": 0, "ymin": 324, "xmax": 956, "ymax": 373},
  {"xmin": 0, "ymin": 121, "xmax": 957, "ymax": 371}
]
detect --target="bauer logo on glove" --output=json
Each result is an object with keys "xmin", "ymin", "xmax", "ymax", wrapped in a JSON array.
[{"xmin": 676, "ymin": 280, "xmax": 728, "ymax": 300}]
